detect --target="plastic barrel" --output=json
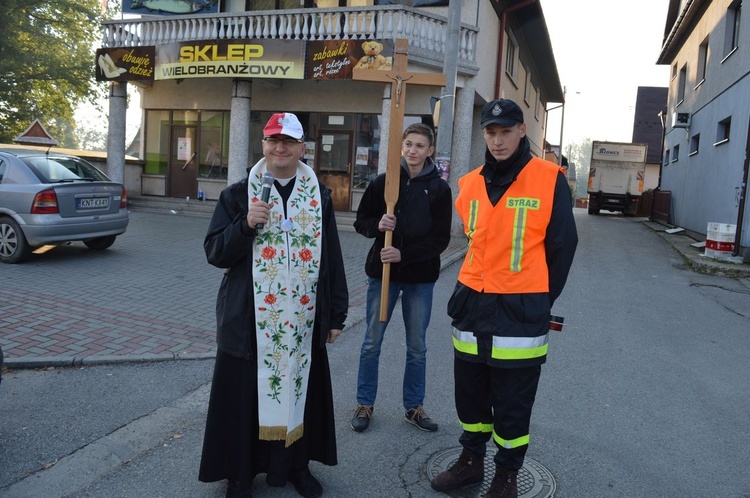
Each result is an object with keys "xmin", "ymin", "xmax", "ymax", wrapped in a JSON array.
[{"xmin": 705, "ymin": 222, "xmax": 736, "ymax": 259}]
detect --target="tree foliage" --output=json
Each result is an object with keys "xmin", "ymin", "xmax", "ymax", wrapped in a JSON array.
[
  {"xmin": 566, "ymin": 138, "xmax": 593, "ymax": 199},
  {"xmin": 0, "ymin": 0, "xmax": 105, "ymax": 147}
]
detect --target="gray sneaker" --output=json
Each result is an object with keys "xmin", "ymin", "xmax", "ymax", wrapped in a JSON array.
[
  {"xmin": 351, "ymin": 404, "xmax": 373, "ymax": 432},
  {"xmin": 405, "ymin": 406, "xmax": 438, "ymax": 432}
]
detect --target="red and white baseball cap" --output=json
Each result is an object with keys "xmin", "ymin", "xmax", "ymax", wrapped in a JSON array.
[{"xmin": 263, "ymin": 113, "xmax": 304, "ymax": 139}]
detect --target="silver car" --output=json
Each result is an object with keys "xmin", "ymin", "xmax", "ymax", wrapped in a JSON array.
[{"xmin": 0, "ymin": 147, "xmax": 130, "ymax": 264}]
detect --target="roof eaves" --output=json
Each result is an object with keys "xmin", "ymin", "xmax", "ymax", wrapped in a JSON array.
[
  {"xmin": 512, "ymin": 1, "xmax": 564, "ymax": 103},
  {"xmin": 657, "ymin": 0, "xmax": 709, "ymax": 64}
]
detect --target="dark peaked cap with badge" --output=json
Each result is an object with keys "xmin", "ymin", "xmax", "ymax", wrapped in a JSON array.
[{"xmin": 480, "ymin": 98, "xmax": 525, "ymax": 128}]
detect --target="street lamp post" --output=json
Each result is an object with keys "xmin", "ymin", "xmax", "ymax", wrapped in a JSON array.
[
  {"xmin": 657, "ymin": 107, "xmax": 667, "ymax": 190},
  {"xmin": 558, "ymin": 86, "xmax": 567, "ymax": 167}
]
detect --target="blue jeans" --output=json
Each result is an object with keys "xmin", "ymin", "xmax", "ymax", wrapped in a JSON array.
[{"xmin": 356, "ymin": 277, "xmax": 435, "ymax": 410}]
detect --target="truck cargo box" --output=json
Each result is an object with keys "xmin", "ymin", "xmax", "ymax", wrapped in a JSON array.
[{"xmin": 587, "ymin": 141, "xmax": 647, "ymax": 215}]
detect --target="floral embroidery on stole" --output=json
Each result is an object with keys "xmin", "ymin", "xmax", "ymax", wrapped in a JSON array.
[{"xmin": 248, "ymin": 160, "xmax": 322, "ymax": 447}]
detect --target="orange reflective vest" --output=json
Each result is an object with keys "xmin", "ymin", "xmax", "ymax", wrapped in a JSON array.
[{"xmin": 456, "ymin": 158, "xmax": 561, "ymax": 294}]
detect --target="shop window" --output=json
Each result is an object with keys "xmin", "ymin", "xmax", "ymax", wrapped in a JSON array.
[
  {"xmin": 199, "ymin": 111, "xmax": 231, "ymax": 179},
  {"xmin": 353, "ymin": 114, "xmax": 382, "ymax": 189},
  {"xmin": 352, "ymin": 115, "xmax": 426, "ymax": 190},
  {"xmin": 173, "ymin": 110, "xmax": 199, "ymax": 126},
  {"xmin": 144, "ymin": 110, "xmax": 230, "ymax": 178},
  {"xmin": 144, "ymin": 110, "xmax": 170, "ymax": 175}
]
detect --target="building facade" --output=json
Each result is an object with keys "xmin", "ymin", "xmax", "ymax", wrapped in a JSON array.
[
  {"xmin": 99, "ymin": 1, "xmax": 564, "ymax": 223},
  {"xmin": 657, "ymin": 0, "xmax": 749, "ymax": 259}
]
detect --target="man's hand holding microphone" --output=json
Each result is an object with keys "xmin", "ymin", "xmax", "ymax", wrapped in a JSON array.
[{"xmin": 246, "ymin": 172, "xmax": 275, "ymax": 230}]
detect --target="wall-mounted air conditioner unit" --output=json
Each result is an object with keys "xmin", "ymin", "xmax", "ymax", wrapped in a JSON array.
[{"xmin": 673, "ymin": 112, "xmax": 691, "ymax": 128}]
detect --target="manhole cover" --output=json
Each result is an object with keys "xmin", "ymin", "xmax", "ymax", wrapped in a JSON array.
[{"xmin": 426, "ymin": 447, "xmax": 556, "ymax": 498}]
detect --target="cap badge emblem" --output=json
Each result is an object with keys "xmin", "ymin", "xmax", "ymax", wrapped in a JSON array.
[{"xmin": 492, "ymin": 104, "xmax": 502, "ymax": 116}]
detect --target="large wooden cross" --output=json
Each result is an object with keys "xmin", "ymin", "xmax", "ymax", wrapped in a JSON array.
[{"xmin": 353, "ymin": 38, "xmax": 446, "ymax": 322}]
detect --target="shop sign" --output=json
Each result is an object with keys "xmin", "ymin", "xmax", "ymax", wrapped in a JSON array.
[
  {"xmin": 154, "ymin": 39, "xmax": 306, "ymax": 80},
  {"xmin": 96, "ymin": 47, "xmax": 156, "ymax": 82},
  {"xmin": 306, "ymin": 39, "xmax": 393, "ymax": 80},
  {"xmin": 122, "ymin": 0, "xmax": 219, "ymax": 16}
]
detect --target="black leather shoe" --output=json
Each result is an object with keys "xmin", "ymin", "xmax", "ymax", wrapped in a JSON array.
[{"xmin": 288, "ymin": 467, "xmax": 323, "ymax": 498}]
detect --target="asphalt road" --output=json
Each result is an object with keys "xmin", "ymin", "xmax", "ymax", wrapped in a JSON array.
[{"xmin": 1, "ymin": 210, "xmax": 749, "ymax": 497}]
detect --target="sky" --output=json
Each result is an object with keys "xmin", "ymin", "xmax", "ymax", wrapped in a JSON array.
[{"xmin": 541, "ymin": 0, "xmax": 672, "ymax": 149}]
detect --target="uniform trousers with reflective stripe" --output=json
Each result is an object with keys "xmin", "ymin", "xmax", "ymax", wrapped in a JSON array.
[{"xmin": 454, "ymin": 338, "xmax": 542, "ymax": 471}]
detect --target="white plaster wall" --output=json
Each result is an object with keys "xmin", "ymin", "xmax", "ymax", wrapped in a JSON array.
[
  {"xmin": 252, "ymin": 77, "xmax": 439, "ymax": 115},
  {"xmin": 644, "ymin": 163, "xmax": 660, "ymax": 191},
  {"xmin": 142, "ymin": 77, "xmax": 440, "ymax": 116},
  {"xmin": 141, "ymin": 78, "xmax": 234, "ymax": 110},
  {"xmin": 472, "ymin": 1, "xmax": 502, "ymax": 103}
]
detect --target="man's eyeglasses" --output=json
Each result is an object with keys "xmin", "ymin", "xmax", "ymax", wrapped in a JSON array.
[{"xmin": 263, "ymin": 137, "xmax": 303, "ymax": 146}]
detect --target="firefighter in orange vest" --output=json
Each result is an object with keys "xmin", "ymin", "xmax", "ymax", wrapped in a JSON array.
[{"xmin": 431, "ymin": 98, "xmax": 578, "ymax": 498}]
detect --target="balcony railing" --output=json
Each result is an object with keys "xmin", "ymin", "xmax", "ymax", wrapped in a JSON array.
[{"xmin": 101, "ymin": 6, "xmax": 478, "ymax": 73}]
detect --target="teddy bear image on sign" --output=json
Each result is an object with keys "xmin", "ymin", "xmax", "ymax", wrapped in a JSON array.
[{"xmin": 354, "ymin": 41, "xmax": 393, "ymax": 71}]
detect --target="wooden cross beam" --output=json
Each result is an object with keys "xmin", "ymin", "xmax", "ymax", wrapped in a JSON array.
[{"xmin": 353, "ymin": 38, "xmax": 446, "ymax": 322}]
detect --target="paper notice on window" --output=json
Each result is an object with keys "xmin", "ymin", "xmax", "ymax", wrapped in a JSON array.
[
  {"xmin": 177, "ymin": 137, "xmax": 191, "ymax": 161},
  {"xmin": 356, "ymin": 147, "xmax": 369, "ymax": 165}
]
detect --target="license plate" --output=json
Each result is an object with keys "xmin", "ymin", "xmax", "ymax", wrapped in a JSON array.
[
  {"xmin": 607, "ymin": 199, "xmax": 621, "ymax": 204},
  {"xmin": 77, "ymin": 197, "xmax": 110, "ymax": 209}
]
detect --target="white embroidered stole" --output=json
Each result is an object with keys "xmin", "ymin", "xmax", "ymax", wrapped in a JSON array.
[{"xmin": 248, "ymin": 160, "xmax": 322, "ymax": 447}]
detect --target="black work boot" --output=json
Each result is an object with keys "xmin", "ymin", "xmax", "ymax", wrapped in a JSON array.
[
  {"xmin": 485, "ymin": 465, "xmax": 518, "ymax": 498},
  {"xmin": 430, "ymin": 447, "xmax": 484, "ymax": 492}
]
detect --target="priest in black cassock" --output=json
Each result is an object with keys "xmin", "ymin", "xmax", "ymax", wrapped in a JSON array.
[{"xmin": 199, "ymin": 113, "xmax": 349, "ymax": 498}]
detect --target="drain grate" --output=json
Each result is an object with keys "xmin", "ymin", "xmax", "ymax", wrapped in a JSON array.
[{"xmin": 426, "ymin": 447, "xmax": 556, "ymax": 498}]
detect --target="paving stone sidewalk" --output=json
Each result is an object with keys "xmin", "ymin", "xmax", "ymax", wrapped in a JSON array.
[{"xmin": 0, "ymin": 210, "xmax": 466, "ymax": 368}]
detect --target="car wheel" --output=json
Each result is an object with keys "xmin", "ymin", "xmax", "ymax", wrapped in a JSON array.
[
  {"xmin": 0, "ymin": 217, "xmax": 32, "ymax": 264},
  {"xmin": 83, "ymin": 235, "xmax": 117, "ymax": 250}
]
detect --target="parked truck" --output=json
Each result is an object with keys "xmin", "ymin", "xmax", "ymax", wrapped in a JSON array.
[{"xmin": 587, "ymin": 141, "xmax": 648, "ymax": 215}]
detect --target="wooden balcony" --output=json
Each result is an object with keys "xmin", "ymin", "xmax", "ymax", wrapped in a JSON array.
[{"xmin": 101, "ymin": 6, "xmax": 479, "ymax": 75}]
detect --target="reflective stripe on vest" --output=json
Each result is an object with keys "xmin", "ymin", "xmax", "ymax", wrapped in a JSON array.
[
  {"xmin": 494, "ymin": 432, "xmax": 530, "ymax": 449},
  {"xmin": 509, "ymin": 197, "xmax": 539, "ymax": 272},
  {"xmin": 466, "ymin": 200, "xmax": 479, "ymax": 266},
  {"xmin": 453, "ymin": 328, "xmax": 549, "ymax": 361}
]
